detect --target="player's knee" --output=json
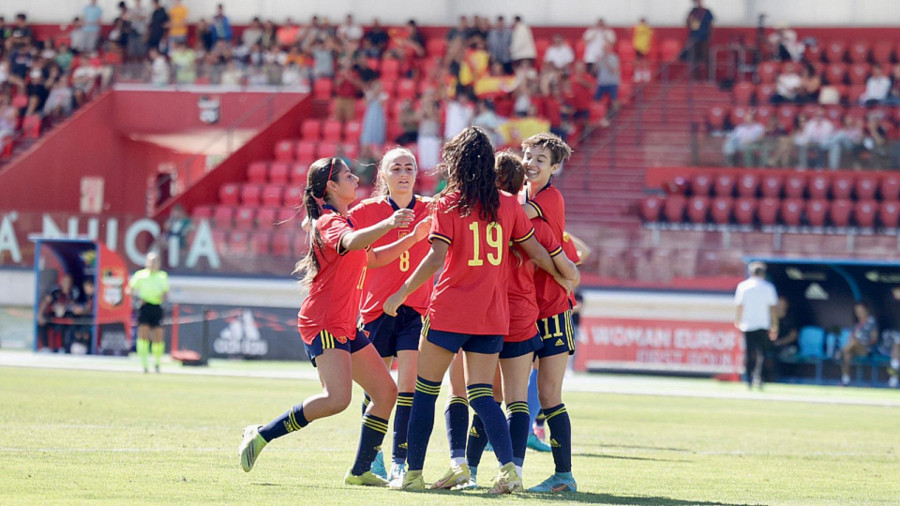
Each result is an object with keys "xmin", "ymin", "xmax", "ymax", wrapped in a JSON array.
[
  {"xmin": 322, "ymin": 390, "xmax": 353, "ymax": 415},
  {"xmin": 538, "ymin": 389, "xmax": 561, "ymax": 408}
]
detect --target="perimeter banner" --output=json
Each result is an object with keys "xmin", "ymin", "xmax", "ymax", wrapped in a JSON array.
[{"xmin": 574, "ymin": 317, "xmax": 744, "ymax": 374}]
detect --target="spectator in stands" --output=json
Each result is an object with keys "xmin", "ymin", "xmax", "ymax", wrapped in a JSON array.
[
  {"xmin": 82, "ymin": 0, "xmax": 103, "ymax": 52},
  {"xmin": 510, "ymin": 15, "xmax": 536, "ymax": 67},
  {"xmin": 43, "ymin": 69, "xmax": 74, "ymax": 118},
  {"xmin": 771, "ymin": 65, "xmax": 801, "ymax": 104},
  {"xmin": 583, "ymin": 18, "xmax": 616, "ymax": 72},
  {"xmin": 444, "ymin": 91, "xmax": 474, "ymax": 140},
  {"xmin": 472, "ymin": 99, "xmax": 505, "ymax": 146},
  {"xmin": 221, "ymin": 60, "xmax": 242, "ymax": 85},
  {"xmin": 310, "ymin": 38, "xmax": 335, "ymax": 79},
  {"xmin": 594, "ymin": 42, "xmax": 620, "ymax": 126},
  {"xmin": 685, "ymin": 0, "xmax": 714, "ymax": 78},
  {"xmin": 24, "ymin": 65, "xmax": 50, "ymax": 117},
  {"xmin": 128, "ymin": 0, "xmax": 149, "ymax": 59},
  {"xmin": 8, "ymin": 13, "xmax": 33, "ymax": 49},
  {"xmin": 148, "ymin": 47, "xmax": 170, "ymax": 85},
  {"xmin": 416, "ymin": 89, "xmax": 442, "ymax": 169},
  {"xmin": 771, "ymin": 296, "xmax": 799, "ymax": 363},
  {"xmin": 363, "ymin": 18, "xmax": 389, "ymax": 57},
  {"xmin": 70, "ymin": 278, "xmax": 95, "ymax": 355},
  {"xmin": 168, "ymin": 0, "xmax": 189, "ymax": 45},
  {"xmin": 723, "ymin": 111, "xmax": 765, "ymax": 167},
  {"xmin": 170, "ymin": 40, "xmax": 197, "ymax": 84},
  {"xmin": 240, "ymin": 17, "xmax": 263, "ymax": 52},
  {"xmin": 544, "ymin": 34, "xmax": 575, "ymax": 71},
  {"xmin": 108, "ymin": 2, "xmax": 133, "ymax": 52},
  {"xmin": 796, "ymin": 107, "xmax": 833, "ymax": 169},
  {"xmin": 194, "ymin": 19, "xmax": 214, "ymax": 52},
  {"xmin": 276, "ymin": 18, "xmax": 300, "ymax": 48},
  {"xmin": 840, "ymin": 302, "xmax": 878, "ymax": 386},
  {"xmin": 0, "ymin": 94, "xmax": 17, "ymax": 144},
  {"xmin": 395, "ymin": 98, "xmax": 418, "ymax": 145},
  {"xmin": 258, "ymin": 20, "xmax": 277, "ymax": 49},
  {"xmin": 337, "ymin": 14, "xmax": 363, "ymax": 45},
  {"xmin": 487, "ymin": 16, "xmax": 512, "ymax": 73},
  {"xmin": 860, "ymin": 113, "xmax": 888, "ymax": 168},
  {"xmin": 796, "ymin": 63, "xmax": 821, "ymax": 104},
  {"xmin": 333, "ymin": 58, "xmax": 361, "ymax": 123},
  {"xmin": 825, "ymin": 115, "xmax": 863, "ymax": 170},
  {"xmin": 769, "ymin": 24, "xmax": 804, "ymax": 62},
  {"xmin": 68, "ymin": 17, "xmax": 88, "ymax": 54},
  {"xmin": 886, "ymin": 64, "xmax": 900, "ymax": 106},
  {"xmin": 734, "ymin": 261, "xmax": 778, "ymax": 390},
  {"xmin": 211, "ymin": 3, "xmax": 232, "ymax": 45},
  {"xmin": 147, "ymin": 0, "xmax": 169, "ymax": 54},
  {"xmin": 446, "ymin": 16, "xmax": 470, "ymax": 62},
  {"xmin": 632, "ymin": 17, "xmax": 653, "ymax": 82},
  {"xmin": 860, "ymin": 65, "xmax": 891, "ymax": 106},
  {"xmin": 360, "ymin": 80, "xmax": 387, "ymax": 151},
  {"xmin": 37, "ymin": 274, "xmax": 81, "ymax": 353},
  {"xmin": 569, "ymin": 61, "xmax": 596, "ymax": 132}
]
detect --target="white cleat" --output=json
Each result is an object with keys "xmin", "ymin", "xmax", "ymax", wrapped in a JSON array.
[{"xmin": 239, "ymin": 425, "xmax": 267, "ymax": 472}]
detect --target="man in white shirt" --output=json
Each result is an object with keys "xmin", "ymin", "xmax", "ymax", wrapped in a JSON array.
[
  {"xmin": 797, "ymin": 107, "xmax": 834, "ymax": 169},
  {"xmin": 723, "ymin": 112, "xmax": 765, "ymax": 166},
  {"xmin": 543, "ymin": 34, "xmax": 575, "ymax": 70},
  {"xmin": 337, "ymin": 14, "xmax": 363, "ymax": 43},
  {"xmin": 582, "ymin": 18, "xmax": 616, "ymax": 68},
  {"xmin": 861, "ymin": 65, "xmax": 891, "ymax": 105},
  {"xmin": 734, "ymin": 261, "xmax": 778, "ymax": 389}
]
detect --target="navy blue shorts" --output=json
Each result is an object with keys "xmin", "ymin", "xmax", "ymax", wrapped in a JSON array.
[
  {"xmin": 423, "ymin": 317, "xmax": 503, "ymax": 355},
  {"xmin": 595, "ymin": 84, "xmax": 619, "ymax": 102},
  {"xmin": 363, "ymin": 305, "xmax": 423, "ymax": 358},
  {"xmin": 304, "ymin": 329, "xmax": 371, "ymax": 367},
  {"xmin": 535, "ymin": 309, "xmax": 576, "ymax": 358},
  {"xmin": 499, "ymin": 333, "xmax": 544, "ymax": 359}
]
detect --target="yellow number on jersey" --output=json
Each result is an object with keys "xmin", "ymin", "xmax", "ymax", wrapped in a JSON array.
[
  {"xmin": 467, "ymin": 222, "xmax": 503, "ymax": 267},
  {"xmin": 398, "ymin": 231, "xmax": 410, "ymax": 272}
]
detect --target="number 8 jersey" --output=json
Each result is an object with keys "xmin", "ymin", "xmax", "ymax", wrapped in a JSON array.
[
  {"xmin": 427, "ymin": 190, "xmax": 535, "ymax": 335},
  {"xmin": 348, "ymin": 195, "xmax": 434, "ymax": 325}
]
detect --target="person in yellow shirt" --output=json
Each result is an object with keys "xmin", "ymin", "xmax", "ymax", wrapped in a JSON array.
[
  {"xmin": 168, "ymin": 0, "xmax": 189, "ymax": 45},
  {"xmin": 632, "ymin": 18, "xmax": 654, "ymax": 82},
  {"xmin": 129, "ymin": 252, "xmax": 170, "ymax": 373}
]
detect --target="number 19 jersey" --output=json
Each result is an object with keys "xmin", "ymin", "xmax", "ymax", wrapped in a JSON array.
[{"xmin": 427, "ymin": 191, "xmax": 535, "ymax": 335}]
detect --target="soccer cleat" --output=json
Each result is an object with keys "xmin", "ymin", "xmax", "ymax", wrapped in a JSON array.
[
  {"xmin": 429, "ymin": 463, "xmax": 471, "ymax": 489},
  {"xmin": 489, "ymin": 462, "xmax": 523, "ymax": 494},
  {"xmin": 527, "ymin": 432, "xmax": 552, "ymax": 452},
  {"xmin": 527, "ymin": 472, "xmax": 578, "ymax": 493},
  {"xmin": 238, "ymin": 425, "xmax": 267, "ymax": 472},
  {"xmin": 370, "ymin": 449, "xmax": 387, "ymax": 479},
  {"xmin": 455, "ymin": 465, "xmax": 478, "ymax": 490},
  {"xmin": 392, "ymin": 469, "xmax": 425, "ymax": 490},
  {"xmin": 344, "ymin": 469, "xmax": 389, "ymax": 487},
  {"xmin": 387, "ymin": 462, "xmax": 407, "ymax": 488}
]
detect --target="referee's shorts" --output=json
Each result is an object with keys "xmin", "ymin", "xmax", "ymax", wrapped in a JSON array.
[{"xmin": 137, "ymin": 303, "xmax": 164, "ymax": 328}]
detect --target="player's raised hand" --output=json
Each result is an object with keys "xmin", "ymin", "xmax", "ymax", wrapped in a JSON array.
[
  {"xmin": 386, "ymin": 209, "xmax": 415, "ymax": 228},
  {"xmin": 412, "ymin": 216, "xmax": 432, "ymax": 242}
]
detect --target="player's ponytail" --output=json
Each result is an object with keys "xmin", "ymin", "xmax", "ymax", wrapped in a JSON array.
[
  {"xmin": 293, "ymin": 157, "xmax": 344, "ymax": 284},
  {"xmin": 438, "ymin": 127, "xmax": 498, "ymax": 222}
]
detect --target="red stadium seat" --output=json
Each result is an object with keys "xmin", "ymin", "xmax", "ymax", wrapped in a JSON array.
[
  {"xmin": 227, "ymin": 231, "xmax": 251, "ymax": 254},
  {"xmin": 824, "ymin": 63, "xmax": 847, "ymax": 85},
  {"xmin": 321, "ymin": 120, "xmax": 342, "ymax": 142},
  {"xmin": 755, "ymin": 105, "xmax": 775, "ymax": 123},
  {"xmin": 806, "ymin": 199, "xmax": 828, "ymax": 227},
  {"xmin": 253, "ymin": 207, "xmax": 277, "ymax": 230},
  {"xmin": 714, "ymin": 173, "xmax": 736, "ymax": 197},
  {"xmin": 710, "ymin": 197, "xmax": 733, "ymax": 224},
  {"xmin": 341, "ymin": 143, "xmax": 359, "ymax": 160},
  {"xmin": 757, "ymin": 198, "xmax": 780, "ymax": 226},
  {"xmin": 212, "ymin": 206, "xmax": 235, "ymax": 228},
  {"xmin": 535, "ymin": 38, "xmax": 551, "ymax": 64},
  {"xmin": 274, "ymin": 140, "xmax": 296, "ymax": 162},
  {"xmin": 854, "ymin": 200, "xmax": 878, "ymax": 228},
  {"xmin": 395, "ymin": 79, "xmax": 416, "ymax": 100},
  {"xmin": 313, "ymin": 78, "xmax": 333, "ymax": 100},
  {"xmin": 283, "ymin": 186, "xmax": 303, "ymax": 208},
  {"xmin": 847, "ymin": 84, "xmax": 866, "ymax": 104},
  {"xmin": 855, "ymin": 174, "xmax": 878, "ymax": 200},
  {"xmin": 831, "ymin": 174, "xmax": 854, "ymax": 200},
  {"xmin": 804, "ymin": 44, "xmax": 823, "ymax": 62},
  {"xmin": 687, "ymin": 196, "xmax": 710, "ymax": 223},
  {"xmin": 234, "ymin": 207, "xmax": 256, "ymax": 230},
  {"xmin": 380, "ymin": 79, "xmax": 398, "ymax": 98},
  {"xmin": 660, "ymin": 39, "xmax": 681, "ymax": 63},
  {"xmin": 219, "ymin": 183, "xmax": 240, "ymax": 206},
  {"xmin": 22, "ymin": 115, "xmax": 41, "ymax": 138},
  {"xmin": 240, "ymin": 184, "xmax": 262, "ymax": 207},
  {"xmin": 848, "ymin": 41, "xmax": 870, "ymax": 64},
  {"xmin": 784, "ymin": 173, "xmax": 806, "ymax": 199},
  {"xmin": 301, "ymin": 120, "xmax": 322, "ymax": 140},
  {"xmin": 881, "ymin": 175, "xmax": 900, "ymax": 201},
  {"xmin": 756, "ymin": 83, "xmax": 776, "ymax": 104},
  {"xmin": 758, "ymin": 61, "xmax": 778, "ymax": 84},
  {"xmin": 250, "ymin": 231, "xmax": 272, "ymax": 256},
  {"xmin": 616, "ymin": 39, "xmax": 635, "ymax": 61},
  {"xmin": 291, "ymin": 163, "xmax": 309, "ymax": 184},
  {"xmin": 295, "ymin": 140, "xmax": 317, "ymax": 163},
  {"xmin": 729, "ymin": 106, "xmax": 751, "ymax": 128},
  {"xmin": 268, "ymin": 162, "xmax": 290, "ymax": 184},
  {"xmin": 271, "ymin": 230, "xmax": 293, "ymax": 257},
  {"xmin": 317, "ymin": 141, "xmax": 339, "ymax": 158},
  {"xmin": 781, "ymin": 199, "xmax": 804, "ymax": 226},
  {"xmin": 760, "ymin": 173, "xmax": 784, "ymax": 198},
  {"xmin": 824, "ymin": 41, "xmax": 847, "ymax": 63},
  {"xmin": 690, "ymin": 172, "xmax": 714, "ymax": 196},
  {"xmin": 737, "ymin": 172, "xmax": 759, "ymax": 198},
  {"xmin": 847, "ymin": 63, "xmax": 870, "ymax": 85},
  {"xmin": 733, "ymin": 82, "xmax": 754, "ymax": 105},
  {"xmin": 261, "ymin": 185, "xmax": 283, "ymax": 208},
  {"xmin": 247, "ymin": 161, "xmax": 268, "ymax": 183},
  {"xmin": 641, "ymin": 196, "xmax": 664, "ymax": 222},
  {"xmin": 380, "ymin": 58, "xmax": 400, "ymax": 80},
  {"xmin": 192, "ymin": 205, "xmax": 214, "ymax": 220},
  {"xmin": 807, "ymin": 173, "xmax": 831, "ymax": 200},
  {"xmin": 734, "ymin": 198, "xmax": 757, "ymax": 225},
  {"xmin": 824, "ymin": 104, "xmax": 844, "ymax": 124},
  {"xmin": 707, "ymin": 105, "xmax": 727, "ymax": 131},
  {"xmin": 880, "ymin": 200, "xmax": 900, "ymax": 227},
  {"xmin": 872, "ymin": 41, "xmax": 894, "ymax": 65},
  {"xmin": 663, "ymin": 195, "xmax": 687, "ymax": 223},
  {"xmin": 829, "ymin": 199, "xmax": 853, "ymax": 227},
  {"xmin": 426, "ymin": 38, "xmax": 446, "ymax": 57}
]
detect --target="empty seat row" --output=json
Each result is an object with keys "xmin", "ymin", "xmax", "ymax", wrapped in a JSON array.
[
  {"xmin": 209, "ymin": 229, "xmax": 309, "ymax": 258},
  {"xmin": 193, "ymin": 205, "xmax": 300, "ymax": 229},
  {"xmin": 274, "ymin": 139, "xmax": 360, "ymax": 163},
  {"xmin": 246, "ymin": 161, "xmax": 309, "ymax": 184},
  {"xmin": 668, "ymin": 170, "xmax": 900, "ymax": 201},
  {"xmin": 218, "ymin": 183, "xmax": 305, "ymax": 208},
  {"xmin": 800, "ymin": 40, "xmax": 899, "ymax": 65},
  {"xmin": 301, "ymin": 119, "xmax": 362, "ymax": 143},
  {"xmin": 642, "ymin": 195, "xmax": 900, "ymax": 228}
]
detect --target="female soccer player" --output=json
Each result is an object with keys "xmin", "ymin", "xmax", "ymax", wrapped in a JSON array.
[
  {"xmin": 347, "ymin": 147, "xmax": 433, "ymax": 485},
  {"xmin": 465, "ymin": 151, "xmax": 578, "ymax": 487},
  {"xmin": 238, "ymin": 157, "xmax": 430, "ymax": 486},
  {"xmin": 520, "ymin": 132, "xmax": 580, "ymax": 492},
  {"xmin": 383, "ymin": 127, "xmax": 573, "ymax": 494}
]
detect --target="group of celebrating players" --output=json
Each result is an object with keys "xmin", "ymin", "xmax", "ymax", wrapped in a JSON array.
[{"xmin": 238, "ymin": 126, "xmax": 582, "ymax": 494}]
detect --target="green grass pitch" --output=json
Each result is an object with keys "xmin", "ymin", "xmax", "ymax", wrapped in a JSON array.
[{"xmin": 1, "ymin": 363, "xmax": 899, "ymax": 505}]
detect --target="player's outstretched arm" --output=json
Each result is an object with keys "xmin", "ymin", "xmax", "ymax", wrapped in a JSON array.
[
  {"xmin": 383, "ymin": 240, "xmax": 447, "ymax": 316},
  {"xmin": 367, "ymin": 217, "xmax": 432, "ymax": 268},
  {"xmin": 341, "ymin": 209, "xmax": 415, "ymax": 251}
]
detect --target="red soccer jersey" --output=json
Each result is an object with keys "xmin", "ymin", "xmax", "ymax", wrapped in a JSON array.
[
  {"xmin": 507, "ymin": 219, "xmax": 562, "ymax": 342},
  {"xmin": 297, "ymin": 208, "xmax": 368, "ymax": 345},
  {"xmin": 348, "ymin": 194, "xmax": 434, "ymax": 323},
  {"xmin": 527, "ymin": 182, "xmax": 579, "ymax": 319},
  {"xmin": 428, "ymin": 191, "xmax": 534, "ymax": 335}
]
